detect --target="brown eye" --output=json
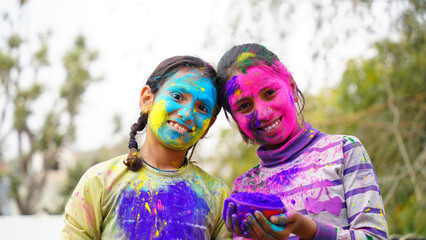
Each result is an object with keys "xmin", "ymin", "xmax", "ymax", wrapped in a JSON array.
[
  {"xmin": 171, "ymin": 92, "xmax": 183, "ymax": 101},
  {"xmin": 237, "ymin": 102, "xmax": 250, "ymax": 111},
  {"xmin": 265, "ymin": 89, "xmax": 276, "ymax": 97},
  {"xmin": 198, "ymin": 105, "xmax": 208, "ymax": 114}
]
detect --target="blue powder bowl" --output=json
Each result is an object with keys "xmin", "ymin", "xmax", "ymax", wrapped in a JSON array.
[{"xmin": 223, "ymin": 192, "xmax": 286, "ymax": 228}]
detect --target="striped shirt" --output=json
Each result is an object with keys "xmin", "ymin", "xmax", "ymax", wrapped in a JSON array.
[{"xmin": 232, "ymin": 123, "xmax": 388, "ymax": 240}]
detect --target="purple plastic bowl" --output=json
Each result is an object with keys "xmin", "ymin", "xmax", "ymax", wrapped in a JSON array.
[{"xmin": 223, "ymin": 192, "xmax": 286, "ymax": 228}]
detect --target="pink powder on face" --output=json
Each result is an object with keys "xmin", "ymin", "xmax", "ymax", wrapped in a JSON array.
[{"xmin": 226, "ymin": 63, "xmax": 300, "ymax": 148}]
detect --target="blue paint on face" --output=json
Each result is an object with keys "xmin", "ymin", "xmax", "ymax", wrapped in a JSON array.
[
  {"xmin": 117, "ymin": 181, "xmax": 210, "ymax": 239},
  {"xmin": 148, "ymin": 69, "xmax": 217, "ymax": 150}
]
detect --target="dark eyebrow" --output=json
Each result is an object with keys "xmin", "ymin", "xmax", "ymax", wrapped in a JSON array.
[
  {"xmin": 197, "ymin": 94, "xmax": 215, "ymax": 108},
  {"xmin": 260, "ymin": 84, "xmax": 278, "ymax": 91},
  {"xmin": 168, "ymin": 86, "xmax": 215, "ymax": 108},
  {"xmin": 234, "ymin": 96, "xmax": 249, "ymax": 106}
]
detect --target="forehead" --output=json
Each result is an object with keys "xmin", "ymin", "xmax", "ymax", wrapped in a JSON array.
[
  {"xmin": 159, "ymin": 68, "xmax": 217, "ymax": 104},
  {"xmin": 226, "ymin": 65, "xmax": 288, "ymax": 96},
  {"xmin": 162, "ymin": 68, "xmax": 213, "ymax": 90}
]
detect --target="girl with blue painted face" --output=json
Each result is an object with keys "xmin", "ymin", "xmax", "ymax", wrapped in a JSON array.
[
  {"xmin": 217, "ymin": 44, "xmax": 388, "ymax": 240},
  {"xmin": 62, "ymin": 56, "xmax": 231, "ymax": 239}
]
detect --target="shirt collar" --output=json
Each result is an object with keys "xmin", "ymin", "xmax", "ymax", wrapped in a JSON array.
[{"xmin": 257, "ymin": 123, "xmax": 323, "ymax": 167}]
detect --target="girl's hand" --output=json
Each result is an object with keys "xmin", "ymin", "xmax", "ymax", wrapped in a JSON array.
[
  {"xmin": 225, "ymin": 202, "xmax": 245, "ymax": 237},
  {"xmin": 242, "ymin": 210, "xmax": 317, "ymax": 240}
]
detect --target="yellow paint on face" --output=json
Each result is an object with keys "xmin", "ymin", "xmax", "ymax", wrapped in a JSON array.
[
  {"xmin": 148, "ymin": 99, "xmax": 169, "ymax": 141},
  {"xmin": 148, "ymin": 97, "xmax": 212, "ymax": 150},
  {"xmin": 147, "ymin": 70, "xmax": 217, "ymax": 150}
]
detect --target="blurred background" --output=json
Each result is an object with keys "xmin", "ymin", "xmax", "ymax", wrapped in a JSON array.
[{"xmin": 0, "ymin": 0, "xmax": 424, "ymax": 239}]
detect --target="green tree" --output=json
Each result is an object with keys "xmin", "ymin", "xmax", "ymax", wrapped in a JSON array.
[
  {"xmin": 306, "ymin": 2, "xmax": 425, "ymax": 234},
  {"xmin": 0, "ymin": 2, "xmax": 100, "ymax": 214},
  {"xmin": 206, "ymin": 0, "xmax": 424, "ymax": 235},
  {"xmin": 200, "ymin": 127, "xmax": 259, "ymax": 189}
]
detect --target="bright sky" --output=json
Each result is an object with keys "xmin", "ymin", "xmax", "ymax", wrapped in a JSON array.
[{"xmin": 0, "ymin": 0, "xmax": 397, "ymax": 157}]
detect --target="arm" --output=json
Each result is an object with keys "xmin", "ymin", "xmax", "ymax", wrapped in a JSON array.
[
  {"xmin": 306, "ymin": 136, "xmax": 388, "ymax": 240},
  {"xmin": 62, "ymin": 168, "xmax": 104, "ymax": 240},
  {"xmin": 335, "ymin": 136, "xmax": 388, "ymax": 239},
  {"xmin": 232, "ymin": 137, "xmax": 388, "ymax": 240}
]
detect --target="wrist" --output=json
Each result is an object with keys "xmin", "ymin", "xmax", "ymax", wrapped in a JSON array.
[{"xmin": 293, "ymin": 215, "xmax": 317, "ymax": 240}]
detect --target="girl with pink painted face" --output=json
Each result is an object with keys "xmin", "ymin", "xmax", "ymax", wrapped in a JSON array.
[{"xmin": 217, "ymin": 44, "xmax": 388, "ymax": 240}]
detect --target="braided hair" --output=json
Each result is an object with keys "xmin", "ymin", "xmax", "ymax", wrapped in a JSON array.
[{"xmin": 124, "ymin": 56, "xmax": 220, "ymax": 171}]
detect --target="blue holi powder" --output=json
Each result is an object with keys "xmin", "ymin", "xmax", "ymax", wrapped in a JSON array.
[
  {"xmin": 252, "ymin": 111, "xmax": 261, "ymax": 128},
  {"xmin": 267, "ymin": 166, "xmax": 301, "ymax": 187},
  {"xmin": 226, "ymin": 76, "xmax": 240, "ymax": 96},
  {"xmin": 270, "ymin": 223, "xmax": 285, "ymax": 232},
  {"xmin": 153, "ymin": 73, "xmax": 217, "ymax": 147},
  {"xmin": 117, "ymin": 181, "xmax": 210, "ymax": 239},
  {"xmin": 288, "ymin": 90, "xmax": 295, "ymax": 108},
  {"xmin": 177, "ymin": 103, "xmax": 194, "ymax": 122}
]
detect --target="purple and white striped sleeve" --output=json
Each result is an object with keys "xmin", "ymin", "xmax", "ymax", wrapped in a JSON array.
[
  {"xmin": 313, "ymin": 136, "xmax": 388, "ymax": 240},
  {"xmin": 334, "ymin": 136, "xmax": 388, "ymax": 239}
]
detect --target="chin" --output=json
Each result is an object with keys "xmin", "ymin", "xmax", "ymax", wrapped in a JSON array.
[{"xmin": 161, "ymin": 138, "xmax": 198, "ymax": 151}]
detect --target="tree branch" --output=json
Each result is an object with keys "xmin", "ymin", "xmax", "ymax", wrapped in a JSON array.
[
  {"xmin": 384, "ymin": 146, "xmax": 426, "ymax": 205},
  {"xmin": 384, "ymin": 76, "xmax": 423, "ymax": 206}
]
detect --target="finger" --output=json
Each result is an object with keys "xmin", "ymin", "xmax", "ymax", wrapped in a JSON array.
[
  {"xmin": 232, "ymin": 214, "xmax": 244, "ymax": 236},
  {"xmin": 246, "ymin": 213, "xmax": 274, "ymax": 239},
  {"xmin": 242, "ymin": 218, "xmax": 258, "ymax": 239},
  {"xmin": 225, "ymin": 202, "xmax": 235, "ymax": 231},
  {"xmin": 243, "ymin": 230, "xmax": 252, "ymax": 239},
  {"xmin": 255, "ymin": 211, "xmax": 286, "ymax": 233},
  {"xmin": 270, "ymin": 212, "xmax": 290, "ymax": 226}
]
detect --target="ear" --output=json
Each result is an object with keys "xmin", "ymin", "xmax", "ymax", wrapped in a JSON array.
[
  {"xmin": 201, "ymin": 116, "xmax": 217, "ymax": 139},
  {"xmin": 289, "ymin": 76, "xmax": 298, "ymax": 96},
  {"xmin": 139, "ymin": 85, "xmax": 154, "ymax": 112}
]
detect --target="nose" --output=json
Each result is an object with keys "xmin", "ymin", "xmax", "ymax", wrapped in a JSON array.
[
  {"xmin": 178, "ymin": 104, "xmax": 194, "ymax": 122},
  {"xmin": 254, "ymin": 102, "xmax": 272, "ymax": 122}
]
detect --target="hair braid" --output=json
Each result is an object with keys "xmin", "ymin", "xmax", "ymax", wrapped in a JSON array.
[{"xmin": 124, "ymin": 111, "xmax": 148, "ymax": 171}]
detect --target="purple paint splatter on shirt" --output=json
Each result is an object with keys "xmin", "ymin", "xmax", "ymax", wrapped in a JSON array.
[{"xmin": 117, "ymin": 181, "xmax": 209, "ymax": 239}]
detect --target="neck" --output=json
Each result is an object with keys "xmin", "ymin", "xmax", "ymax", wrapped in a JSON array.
[
  {"xmin": 140, "ymin": 128, "xmax": 188, "ymax": 170},
  {"xmin": 265, "ymin": 125, "xmax": 303, "ymax": 150}
]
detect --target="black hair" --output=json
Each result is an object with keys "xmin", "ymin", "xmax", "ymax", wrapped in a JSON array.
[
  {"xmin": 124, "ymin": 55, "xmax": 220, "ymax": 171},
  {"xmin": 216, "ymin": 43, "xmax": 305, "ymax": 144}
]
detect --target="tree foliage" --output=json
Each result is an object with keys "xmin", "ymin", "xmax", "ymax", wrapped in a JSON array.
[
  {"xmin": 0, "ymin": 3, "xmax": 100, "ymax": 214},
  {"xmin": 306, "ymin": 3, "xmax": 425, "ymax": 235},
  {"xmin": 201, "ymin": 127, "xmax": 259, "ymax": 188},
  {"xmin": 204, "ymin": 0, "xmax": 425, "ymax": 235}
]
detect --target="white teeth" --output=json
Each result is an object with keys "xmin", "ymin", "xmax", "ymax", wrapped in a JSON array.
[
  {"xmin": 170, "ymin": 122, "xmax": 188, "ymax": 133},
  {"xmin": 262, "ymin": 119, "xmax": 280, "ymax": 131}
]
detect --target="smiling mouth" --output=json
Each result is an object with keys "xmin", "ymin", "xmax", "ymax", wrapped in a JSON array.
[
  {"xmin": 258, "ymin": 117, "xmax": 281, "ymax": 132},
  {"xmin": 168, "ymin": 121, "xmax": 191, "ymax": 133}
]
